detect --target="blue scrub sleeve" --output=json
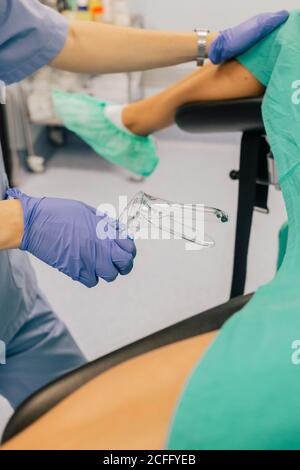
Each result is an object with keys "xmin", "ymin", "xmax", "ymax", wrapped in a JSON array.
[{"xmin": 0, "ymin": 0, "xmax": 68, "ymax": 85}]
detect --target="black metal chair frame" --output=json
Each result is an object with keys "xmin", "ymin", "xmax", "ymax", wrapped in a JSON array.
[{"xmin": 175, "ymin": 97, "xmax": 272, "ymax": 298}]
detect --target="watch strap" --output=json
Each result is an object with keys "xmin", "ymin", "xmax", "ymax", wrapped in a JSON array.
[{"xmin": 194, "ymin": 29, "xmax": 210, "ymax": 67}]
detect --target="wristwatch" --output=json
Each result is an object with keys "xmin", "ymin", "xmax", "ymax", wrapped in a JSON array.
[{"xmin": 194, "ymin": 29, "xmax": 210, "ymax": 67}]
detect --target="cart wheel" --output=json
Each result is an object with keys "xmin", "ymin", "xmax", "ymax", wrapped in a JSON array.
[
  {"xmin": 27, "ymin": 155, "xmax": 46, "ymax": 174},
  {"xmin": 127, "ymin": 174, "xmax": 146, "ymax": 183},
  {"xmin": 47, "ymin": 126, "xmax": 66, "ymax": 146}
]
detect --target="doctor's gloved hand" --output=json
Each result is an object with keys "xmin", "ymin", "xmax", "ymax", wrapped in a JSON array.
[
  {"xmin": 6, "ymin": 188, "xmax": 136, "ymax": 288},
  {"xmin": 208, "ymin": 10, "xmax": 289, "ymax": 64}
]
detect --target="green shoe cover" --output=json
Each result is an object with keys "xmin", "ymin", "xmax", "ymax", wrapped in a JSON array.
[{"xmin": 52, "ymin": 91, "xmax": 159, "ymax": 177}]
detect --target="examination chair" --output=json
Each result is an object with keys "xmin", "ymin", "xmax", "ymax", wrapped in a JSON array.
[
  {"xmin": 1, "ymin": 293, "xmax": 252, "ymax": 444},
  {"xmin": 176, "ymin": 97, "xmax": 278, "ymax": 298}
]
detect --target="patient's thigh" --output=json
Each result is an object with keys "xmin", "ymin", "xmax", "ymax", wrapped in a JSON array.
[{"xmin": 3, "ymin": 331, "xmax": 217, "ymax": 450}]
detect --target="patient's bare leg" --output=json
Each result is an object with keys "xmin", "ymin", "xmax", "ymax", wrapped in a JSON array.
[
  {"xmin": 2, "ymin": 332, "xmax": 217, "ymax": 450},
  {"xmin": 123, "ymin": 60, "xmax": 264, "ymax": 136}
]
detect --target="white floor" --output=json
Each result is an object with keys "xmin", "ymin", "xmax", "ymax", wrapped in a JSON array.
[{"xmin": 0, "ymin": 127, "xmax": 287, "ymax": 436}]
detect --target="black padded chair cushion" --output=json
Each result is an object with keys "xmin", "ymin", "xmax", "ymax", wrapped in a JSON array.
[
  {"xmin": 0, "ymin": 104, "xmax": 13, "ymax": 185},
  {"xmin": 176, "ymin": 98, "xmax": 264, "ymax": 133},
  {"xmin": 2, "ymin": 294, "xmax": 252, "ymax": 444}
]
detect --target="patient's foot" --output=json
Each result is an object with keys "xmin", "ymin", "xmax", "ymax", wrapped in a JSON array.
[
  {"xmin": 104, "ymin": 101, "xmax": 157, "ymax": 137},
  {"xmin": 104, "ymin": 105, "xmax": 136, "ymax": 136},
  {"xmin": 105, "ymin": 102, "xmax": 156, "ymax": 137},
  {"xmin": 122, "ymin": 94, "xmax": 175, "ymax": 136},
  {"xmin": 122, "ymin": 90, "xmax": 181, "ymax": 136},
  {"xmin": 122, "ymin": 102, "xmax": 153, "ymax": 136},
  {"xmin": 104, "ymin": 101, "xmax": 156, "ymax": 137}
]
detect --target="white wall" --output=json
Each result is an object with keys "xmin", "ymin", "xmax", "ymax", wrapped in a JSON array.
[
  {"xmin": 129, "ymin": 0, "xmax": 300, "ymax": 31},
  {"xmin": 128, "ymin": 1, "xmax": 300, "ymax": 90}
]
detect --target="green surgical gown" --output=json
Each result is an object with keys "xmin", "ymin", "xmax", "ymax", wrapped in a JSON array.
[{"xmin": 168, "ymin": 10, "xmax": 300, "ymax": 450}]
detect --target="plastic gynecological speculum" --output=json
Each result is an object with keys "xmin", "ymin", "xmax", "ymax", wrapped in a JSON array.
[{"xmin": 118, "ymin": 191, "xmax": 229, "ymax": 247}]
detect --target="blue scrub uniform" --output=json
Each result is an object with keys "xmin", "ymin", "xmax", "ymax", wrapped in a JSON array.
[{"xmin": 0, "ymin": 0, "xmax": 86, "ymax": 410}]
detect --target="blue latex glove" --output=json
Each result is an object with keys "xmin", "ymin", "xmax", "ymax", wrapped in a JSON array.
[
  {"xmin": 7, "ymin": 188, "xmax": 136, "ymax": 288},
  {"xmin": 208, "ymin": 10, "xmax": 289, "ymax": 64}
]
